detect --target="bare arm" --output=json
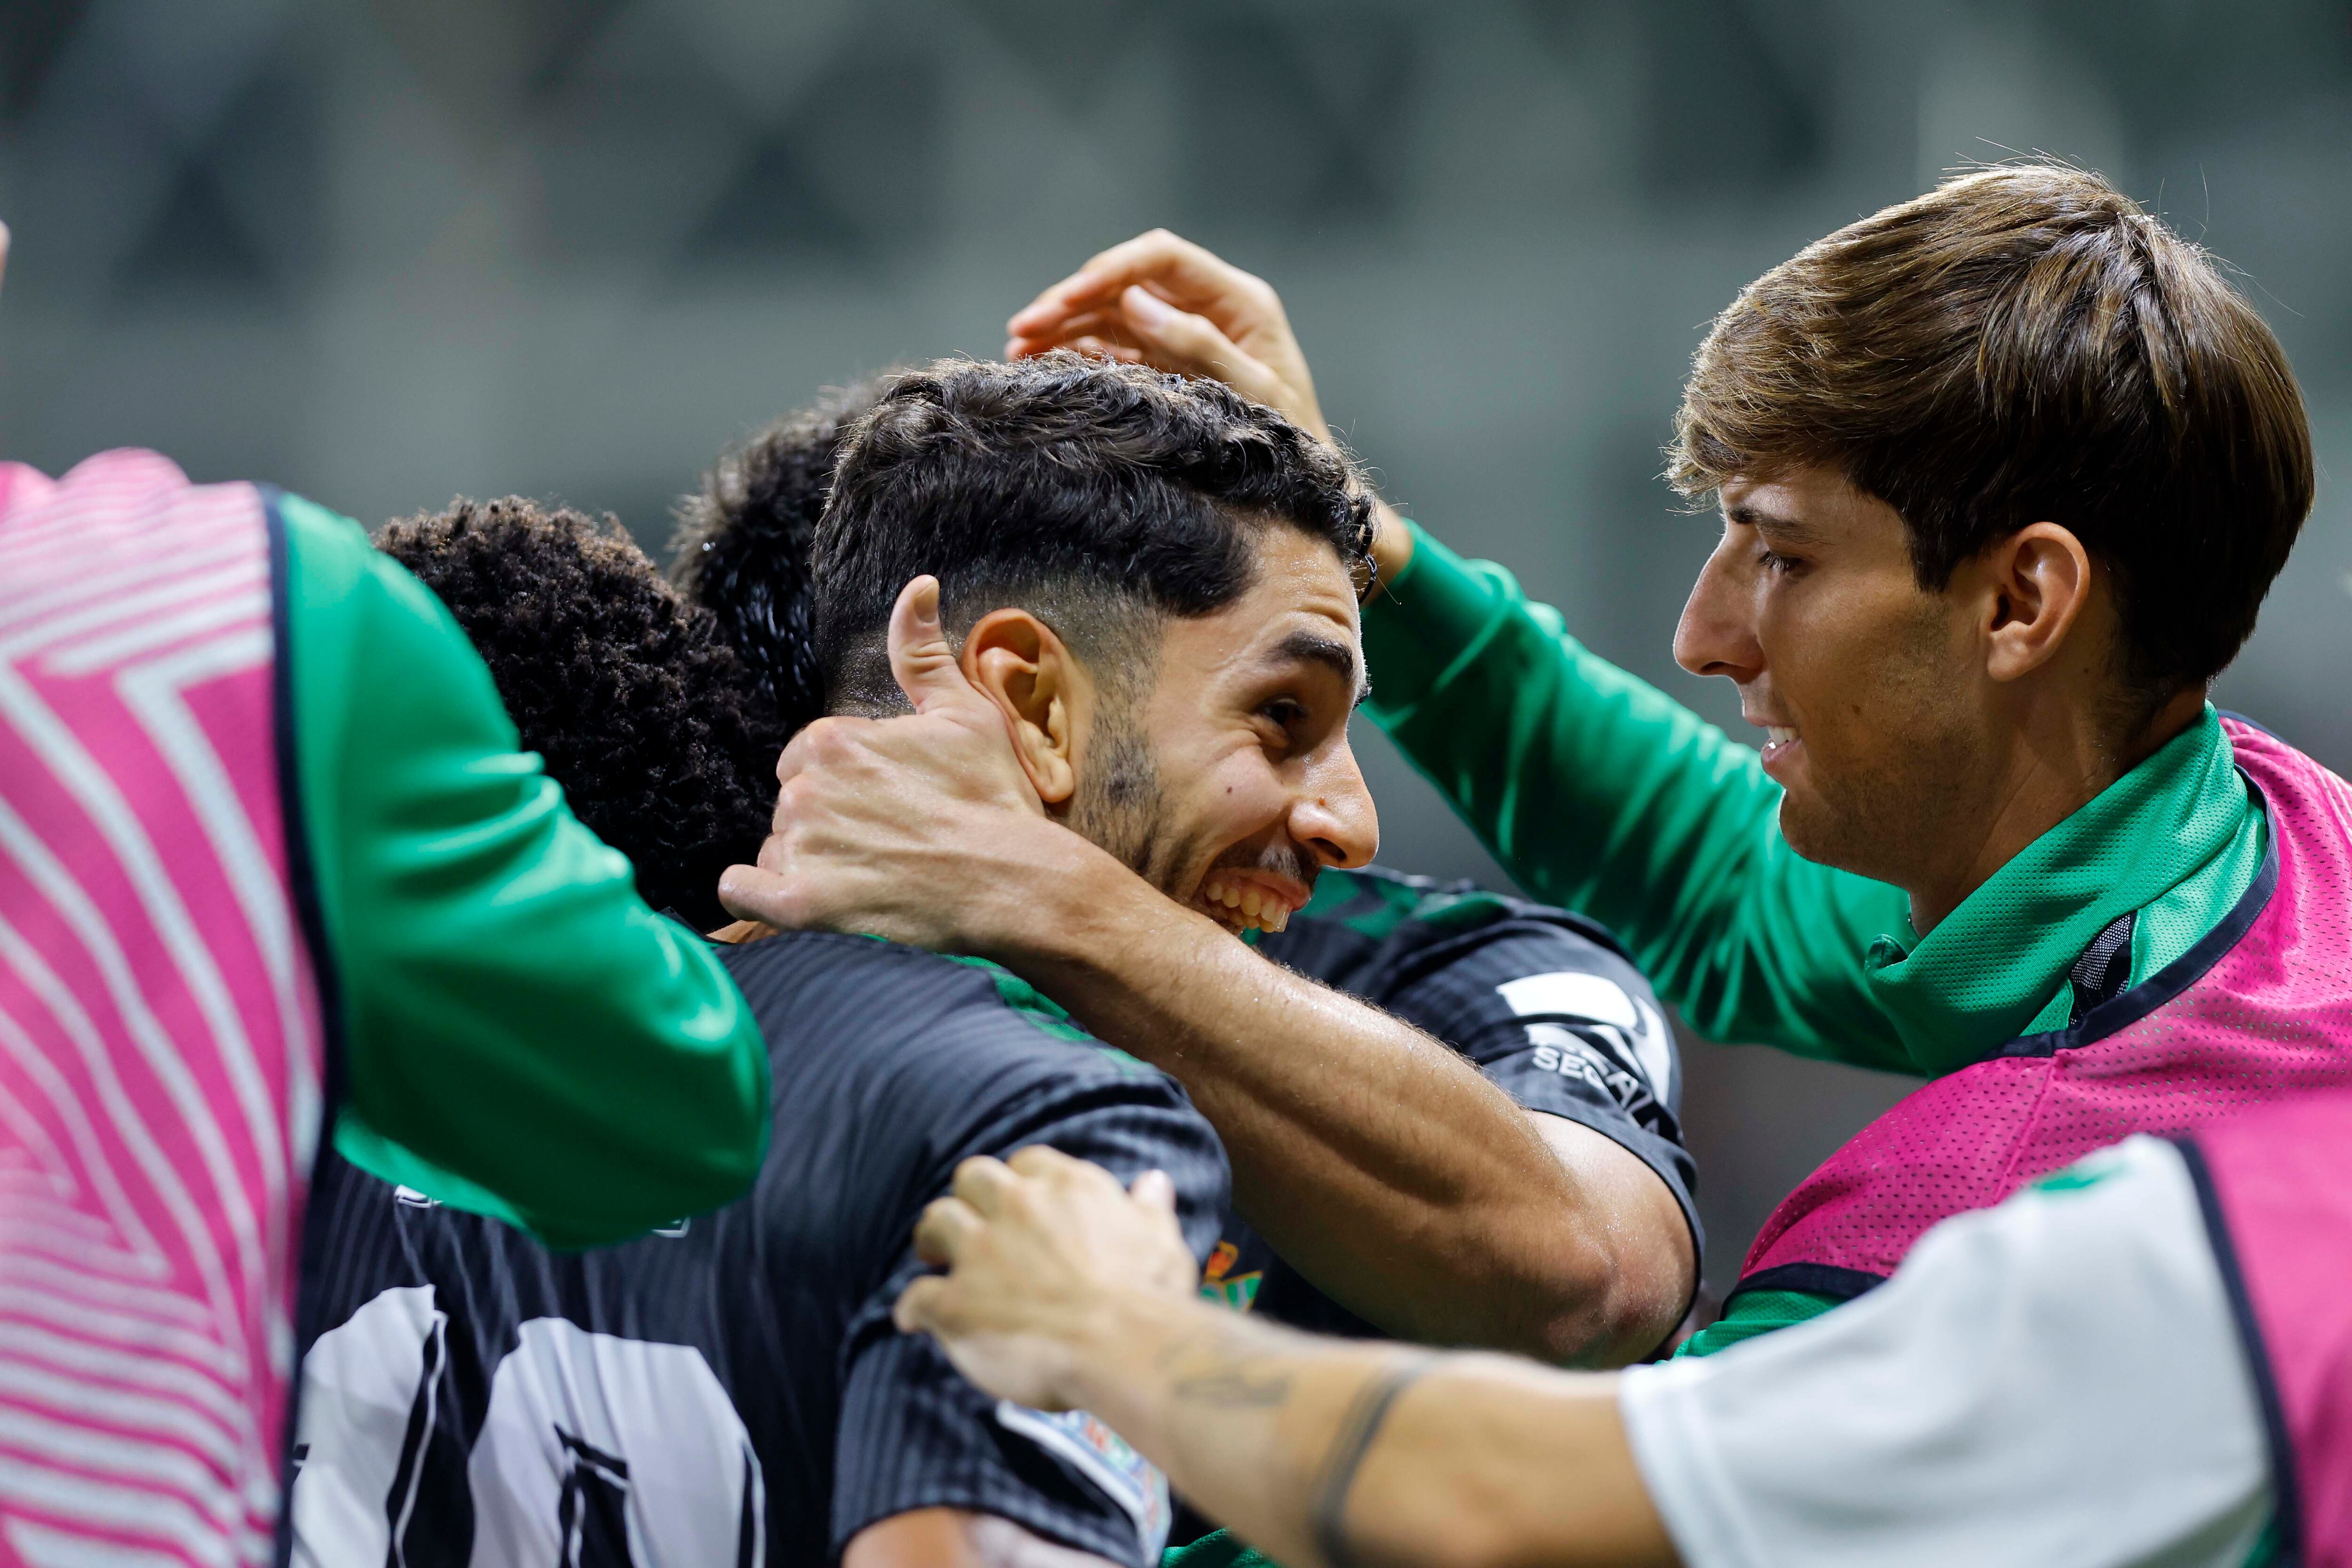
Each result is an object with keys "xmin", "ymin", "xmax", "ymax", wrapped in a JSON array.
[
  {"xmin": 994, "ymin": 844, "xmax": 1690, "ymax": 1362},
  {"xmin": 844, "ymin": 1510, "xmax": 1123, "ymax": 1568},
  {"xmin": 895, "ymin": 1150, "xmax": 1681, "ymax": 1568},
  {"xmin": 723, "ymin": 582, "xmax": 1691, "ymax": 1364}
]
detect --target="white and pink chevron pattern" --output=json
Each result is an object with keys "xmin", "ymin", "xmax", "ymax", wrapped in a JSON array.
[{"xmin": 0, "ymin": 451, "xmax": 325, "ymax": 1567}]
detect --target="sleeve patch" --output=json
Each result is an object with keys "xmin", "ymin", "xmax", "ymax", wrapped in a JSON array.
[
  {"xmin": 1498, "ymin": 971, "xmax": 1638, "ymax": 1028},
  {"xmin": 1497, "ymin": 971, "xmax": 1672, "ymax": 1096},
  {"xmin": 994, "ymin": 1403, "xmax": 1171, "ymax": 1555}
]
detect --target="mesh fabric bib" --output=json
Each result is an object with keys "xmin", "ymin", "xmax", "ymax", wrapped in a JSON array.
[
  {"xmin": 2181, "ymin": 1091, "xmax": 2352, "ymax": 1568},
  {"xmin": 1740, "ymin": 718, "xmax": 2352, "ymax": 1305}
]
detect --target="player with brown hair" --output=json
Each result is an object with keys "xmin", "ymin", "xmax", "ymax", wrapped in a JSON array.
[{"xmin": 728, "ymin": 161, "xmax": 2351, "ymax": 1378}]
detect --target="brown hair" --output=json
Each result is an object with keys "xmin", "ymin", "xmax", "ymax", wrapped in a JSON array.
[{"xmin": 1672, "ymin": 164, "xmax": 2312, "ymax": 707}]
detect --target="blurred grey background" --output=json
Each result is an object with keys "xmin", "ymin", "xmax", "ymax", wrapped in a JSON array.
[{"xmin": 5, "ymin": 0, "xmax": 2347, "ymax": 1296}]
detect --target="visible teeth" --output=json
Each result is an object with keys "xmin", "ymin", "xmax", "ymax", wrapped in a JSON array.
[
  {"xmin": 1767, "ymin": 726, "xmax": 1796, "ymax": 746},
  {"xmin": 1203, "ymin": 881, "xmax": 1227, "ymax": 907},
  {"xmin": 1269, "ymin": 907, "xmax": 1288, "ymax": 933},
  {"xmin": 1225, "ymin": 886, "xmax": 1243, "ymax": 907},
  {"xmin": 1240, "ymin": 889, "xmax": 1262, "ymax": 917}
]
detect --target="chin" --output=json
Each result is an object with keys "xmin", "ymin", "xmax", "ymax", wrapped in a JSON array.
[{"xmin": 1774, "ymin": 791, "xmax": 1842, "ymax": 870}]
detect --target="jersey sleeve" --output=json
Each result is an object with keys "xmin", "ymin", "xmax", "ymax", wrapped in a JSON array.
[
  {"xmin": 830, "ymin": 1061, "xmax": 1229, "ymax": 1565},
  {"xmin": 1360, "ymin": 523, "xmax": 1915, "ymax": 1071},
  {"xmin": 275, "ymin": 493, "xmax": 770, "ymax": 1249},
  {"xmin": 1382, "ymin": 921, "xmax": 1702, "ymax": 1262},
  {"xmin": 1617, "ymin": 1135, "xmax": 2274, "ymax": 1568}
]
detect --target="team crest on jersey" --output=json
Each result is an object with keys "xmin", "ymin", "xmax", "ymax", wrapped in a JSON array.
[
  {"xmin": 995, "ymin": 1403, "xmax": 1170, "ymax": 1555},
  {"xmin": 1199, "ymin": 1241, "xmax": 1262, "ymax": 1312}
]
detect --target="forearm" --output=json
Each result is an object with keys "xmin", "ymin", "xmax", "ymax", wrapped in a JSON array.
[
  {"xmin": 1063, "ymin": 1295, "xmax": 1677, "ymax": 1568},
  {"xmin": 984, "ymin": 840, "xmax": 1648, "ymax": 1361}
]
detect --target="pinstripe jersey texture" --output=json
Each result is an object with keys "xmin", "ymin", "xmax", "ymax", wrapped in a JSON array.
[
  {"xmin": 0, "ymin": 451, "xmax": 326, "ymax": 1568},
  {"xmin": 291, "ymin": 932, "xmax": 1226, "ymax": 1567}
]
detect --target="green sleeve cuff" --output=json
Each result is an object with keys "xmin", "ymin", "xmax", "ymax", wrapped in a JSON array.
[
  {"xmin": 1675, "ymin": 1288, "xmax": 1841, "ymax": 1358},
  {"xmin": 1360, "ymin": 520, "xmax": 1523, "ymax": 720}
]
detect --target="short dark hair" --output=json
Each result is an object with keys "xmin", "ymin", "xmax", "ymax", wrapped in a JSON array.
[
  {"xmin": 815, "ymin": 352, "xmax": 1376, "ymax": 712},
  {"xmin": 1672, "ymin": 164, "xmax": 2312, "ymax": 708},
  {"xmin": 668, "ymin": 373, "xmax": 898, "ymax": 736},
  {"xmin": 379, "ymin": 498, "xmax": 786, "ymax": 932}
]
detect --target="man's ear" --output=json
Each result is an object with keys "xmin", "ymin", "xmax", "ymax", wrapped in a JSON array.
[
  {"xmin": 1975, "ymin": 522, "xmax": 2099, "ymax": 684},
  {"xmin": 960, "ymin": 608, "xmax": 1091, "ymax": 809}
]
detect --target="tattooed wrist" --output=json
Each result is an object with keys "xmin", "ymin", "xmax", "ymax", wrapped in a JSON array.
[{"xmin": 1312, "ymin": 1355, "xmax": 1438, "ymax": 1568}]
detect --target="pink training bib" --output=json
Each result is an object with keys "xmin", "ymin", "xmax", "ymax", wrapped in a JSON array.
[
  {"xmin": 1741, "ymin": 718, "xmax": 2352, "ymax": 1302},
  {"xmin": 2183, "ymin": 1090, "xmax": 2352, "ymax": 1568},
  {"xmin": 0, "ymin": 452, "xmax": 326, "ymax": 1567}
]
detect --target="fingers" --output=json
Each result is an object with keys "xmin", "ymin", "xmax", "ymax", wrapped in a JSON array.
[
  {"xmin": 1008, "ymin": 230, "xmax": 1280, "ymax": 352},
  {"xmin": 893, "ymin": 1274, "xmax": 949, "ymax": 1335},
  {"xmin": 1129, "ymin": 1169, "xmax": 1176, "ymax": 1217},
  {"xmin": 913, "ymin": 1193, "xmax": 985, "ymax": 1266},
  {"xmin": 950, "ymin": 1153, "xmax": 1028, "ymax": 1216},
  {"xmin": 718, "ymin": 862, "xmax": 798, "ymax": 927},
  {"xmin": 882, "ymin": 576, "xmax": 974, "ymax": 715}
]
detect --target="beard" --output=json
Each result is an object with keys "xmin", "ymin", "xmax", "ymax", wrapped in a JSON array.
[
  {"xmin": 1066, "ymin": 704, "xmax": 1320, "ymax": 916},
  {"xmin": 1067, "ymin": 702, "xmax": 1179, "ymax": 895}
]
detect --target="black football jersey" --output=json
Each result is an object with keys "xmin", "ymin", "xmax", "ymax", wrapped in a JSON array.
[
  {"xmin": 289, "ymin": 933, "xmax": 1228, "ymax": 1568},
  {"xmin": 1217, "ymin": 865, "xmax": 1700, "ymax": 1337}
]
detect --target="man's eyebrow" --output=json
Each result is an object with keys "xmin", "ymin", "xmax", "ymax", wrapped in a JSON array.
[
  {"xmin": 1267, "ymin": 629, "xmax": 1371, "ymax": 707},
  {"xmin": 1724, "ymin": 502, "xmax": 1827, "ymax": 547}
]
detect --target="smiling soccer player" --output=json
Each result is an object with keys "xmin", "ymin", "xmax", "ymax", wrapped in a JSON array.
[{"xmin": 753, "ymin": 162, "xmax": 2352, "ymax": 1366}]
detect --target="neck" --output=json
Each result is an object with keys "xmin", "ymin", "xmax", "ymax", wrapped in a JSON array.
[{"xmin": 1906, "ymin": 685, "xmax": 2205, "ymax": 934}]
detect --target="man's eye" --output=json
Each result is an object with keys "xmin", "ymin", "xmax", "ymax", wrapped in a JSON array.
[
  {"xmin": 1757, "ymin": 548, "xmax": 1804, "ymax": 576},
  {"xmin": 1260, "ymin": 698, "xmax": 1308, "ymax": 732}
]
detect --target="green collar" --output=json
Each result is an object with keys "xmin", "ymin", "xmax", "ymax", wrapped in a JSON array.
[{"xmin": 1862, "ymin": 706, "xmax": 2251, "ymax": 1075}]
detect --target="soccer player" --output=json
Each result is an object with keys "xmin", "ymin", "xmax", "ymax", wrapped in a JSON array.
[
  {"xmin": 894, "ymin": 1087, "xmax": 2352, "ymax": 1568},
  {"xmin": 292, "ymin": 352, "xmax": 1389, "ymax": 1567},
  {"xmin": 739, "ymin": 165, "xmax": 2351, "ymax": 1356},
  {"xmin": 692, "ymin": 366, "xmax": 1700, "ymax": 1371},
  {"xmin": 0, "ymin": 223, "xmax": 771, "ymax": 1564}
]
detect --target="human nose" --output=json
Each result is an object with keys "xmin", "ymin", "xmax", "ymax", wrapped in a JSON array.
[
  {"xmin": 1674, "ymin": 527, "xmax": 1765, "ymax": 683},
  {"xmin": 1290, "ymin": 742, "xmax": 1379, "ymax": 870}
]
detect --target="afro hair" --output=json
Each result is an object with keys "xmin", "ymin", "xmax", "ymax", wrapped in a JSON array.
[{"xmin": 379, "ymin": 497, "xmax": 787, "ymax": 932}]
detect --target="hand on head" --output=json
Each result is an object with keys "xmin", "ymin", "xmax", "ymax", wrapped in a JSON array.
[
  {"xmin": 893, "ymin": 1146, "xmax": 1193, "ymax": 1411},
  {"xmin": 1007, "ymin": 229, "xmax": 1330, "ymax": 446},
  {"xmin": 718, "ymin": 575, "xmax": 1056, "ymax": 948},
  {"xmin": 1009, "ymin": 229, "xmax": 1412, "ymax": 584}
]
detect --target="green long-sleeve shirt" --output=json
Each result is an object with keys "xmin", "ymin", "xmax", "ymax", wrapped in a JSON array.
[
  {"xmin": 278, "ymin": 494, "xmax": 769, "ymax": 1248},
  {"xmin": 1360, "ymin": 522, "xmax": 2264, "ymax": 1351}
]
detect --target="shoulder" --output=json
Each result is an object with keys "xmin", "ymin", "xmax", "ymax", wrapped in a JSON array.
[
  {"xmin": 718, "ymin": 933, "xmax": 1206, "ymax": 1135},
  {"xmin": 1264, "ymin": 864, "xmax": 1653, "ymax": 1011}
]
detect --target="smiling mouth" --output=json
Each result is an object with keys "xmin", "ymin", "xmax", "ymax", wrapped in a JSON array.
[{"xmin": 1197, "ymin": 874, "xmax": 1298, "ymax": 935}]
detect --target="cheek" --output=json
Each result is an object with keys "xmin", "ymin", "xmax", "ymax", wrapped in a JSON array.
[{"xmin": 1188, "ymin": 749, "xmax": 1292, "ymax": 846}]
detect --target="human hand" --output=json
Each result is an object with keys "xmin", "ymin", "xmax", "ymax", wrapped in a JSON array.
[
  {"xmin": 717, "ymin": 575, "xmax": 1065, "ymax": 950},
  {"xmin": 894, "ymin": 1146, "xmax": 1197, "ymax": 1411},
  {"xmin": 1006, "ymin": 230, "xmax": 1414, "ymax": 585},
  {"xmin": 1005, "ymin": 229, "xmax": 1331, "ymax": 444}
]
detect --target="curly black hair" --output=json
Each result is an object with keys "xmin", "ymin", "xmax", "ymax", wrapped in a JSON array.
[
  {"xmin": 379, "ymin": 498, "xmax": 787, "ymax": 932},
  {"xmin": 667, "ymin": 373, "xmax": 900, "ymax": 737}
]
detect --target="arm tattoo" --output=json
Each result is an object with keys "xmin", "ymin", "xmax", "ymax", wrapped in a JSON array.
[
  {"xmin": 1311, "ymin": 1356, "xmax": 1437, "ymax": 1568},
  {"xmin": 1160, "ymin": 1324, "xmax": 1296, "ymax": 1408}
]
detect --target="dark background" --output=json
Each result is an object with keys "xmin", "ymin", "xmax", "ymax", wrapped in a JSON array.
[{"xmin": 6, "ymin": 0, "xmax": 2347, "ymax": 1294}]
